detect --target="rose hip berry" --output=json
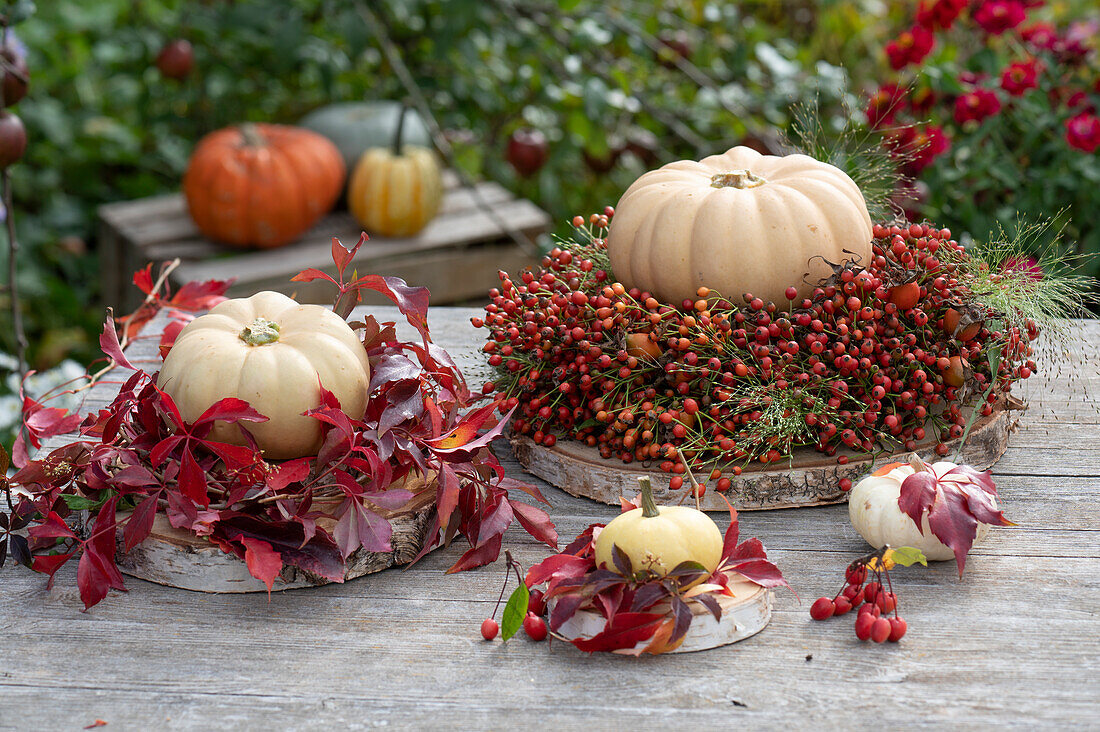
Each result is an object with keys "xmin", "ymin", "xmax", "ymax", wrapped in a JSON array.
[
  {"xmin": 480, "ymin": 618, "xmax": 499, "ymax": 641},
  {"xmin": 523, "ymin": 613, "xmax": 548, "ymax": 641}
]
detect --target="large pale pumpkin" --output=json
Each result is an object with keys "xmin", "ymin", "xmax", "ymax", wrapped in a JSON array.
[
  {"xmin": 183, "ymin": 123, "xmax": 345, "ymax": 249},
  {"xmin": 348, "ymin": 106, "xmax": 442, "ymax": 237},
  {"xmin": 606, "ymin": 146, "xmax": 873, "ymax": 306},
  {"xmin": 157, "ymin": 291, "xmax": 370, "ymax": 460}
]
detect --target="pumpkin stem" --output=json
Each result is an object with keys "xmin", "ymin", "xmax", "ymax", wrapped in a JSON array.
[
  {"xmin": 239, "ymin": 317, "xmax": 281, "ymax": 346},
  {"xmin": 711, "ymin": 169, "xmax": 767, "ymax": 189},
  {"xmin": 637, "ymin": 476, "xmax": 661, "ymax": 518},
  {"xmin": 392, "ymin": 101, "xmax": 409, "ymax": 157},
  {"xmin": 238, "ymin": 123, "xmax": 266, "ymax": 148},
  {"xmin": 907, "ymin": 453, "xmax": 928, "ymax": 473}
]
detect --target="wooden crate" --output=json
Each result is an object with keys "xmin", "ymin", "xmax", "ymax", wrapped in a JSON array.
[{"xmin": 97, "ymin": 172, "xmax": 551, "ymax": 312}]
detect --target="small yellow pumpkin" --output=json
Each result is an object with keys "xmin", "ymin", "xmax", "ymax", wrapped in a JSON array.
[
  {"xmin": 348, "ymin": 105, "xmax": 442, "ymax": 237},
  {"xmin": 606, "ymin": 146, "xmax": 873, "ymax": 306},
  {"xmin": 594, "ymin": 476, "xmax": 723, "ymax": 579},
  {"xmin": 157, "ymin": 291, "xmax": 371, "ymax": 459}
]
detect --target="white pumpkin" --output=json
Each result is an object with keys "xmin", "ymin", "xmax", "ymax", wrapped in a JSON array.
[
  {"xmin": 157, "ymin": 291, "xmax": 371, "ymax": 459},
  {"xmin": 606, "ymin": 146, "xmax": 873, "ymax": 306},
  {"xmin": 848, "ymin": 458, "xmax": 995, "ymax": 561}
]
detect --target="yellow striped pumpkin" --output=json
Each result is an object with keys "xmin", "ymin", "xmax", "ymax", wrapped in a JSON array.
[{"xmin": 348, "ymin": 145, "xmax": 442, "ymax": 237}]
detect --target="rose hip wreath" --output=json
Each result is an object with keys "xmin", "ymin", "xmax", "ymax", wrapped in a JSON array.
[
  {"xmin": 1, "ymin": 236, "xmax": 556, "ymax": 610},
  {"xmin": 475, "ymin": 211, "xmax": 1040, "ymax": 489}
]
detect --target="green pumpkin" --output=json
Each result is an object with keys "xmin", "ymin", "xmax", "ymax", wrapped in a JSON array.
[{"xmin": 299, "ymin": 101, "xmax": 433, "ymax": 173}]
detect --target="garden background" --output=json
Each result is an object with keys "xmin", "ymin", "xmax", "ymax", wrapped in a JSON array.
[{"xmin": 1, "ymin": 0, "xmax": 1097, "ymax": 446}]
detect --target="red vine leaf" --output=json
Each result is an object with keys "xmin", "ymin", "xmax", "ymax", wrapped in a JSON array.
[
  {"xmin": 124, "ymin": 492, "xmax": 161, "ymax": 552},
  {"xmin": 241, "ymin": 536, "xmax": 283, "ymax": 595},
  {"xmin": 446, "ymin": 532, "xmax": 502, "ymax": 574},
  {"xmin": 569, "ymin": 612, "xmax": 665, "ymax": 654},
  {"xmin": 99, "ymin": 313, "xmax": 136, "ymax": 371},
  {"xmin": 509, "ymin": 499, "xmax": 558, "ymax": 549}
]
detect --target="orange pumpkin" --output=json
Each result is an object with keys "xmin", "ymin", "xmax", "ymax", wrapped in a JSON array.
[{"xmin": 183, "ymin": 123, "xmax": 345, "ymax": 249}]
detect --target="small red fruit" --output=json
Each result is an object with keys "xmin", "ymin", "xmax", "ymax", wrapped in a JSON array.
[
  {"xmin": 506, "ymin": 128, "xmax": 549, "ymax": 178},
  {"xmin": 0, "ymin": 110, "xmax": 27, "ymax": 168},
  {"xmin": 877, "ymin": 591, "xmax": 897, "ymax": 614},
  {"xmin": 854, "ymin": 612, "xmax": 875, "ymax": 641},
  {"xmin": 888, "ymin": 617, "xmax": 908, "ymax": 642},
  {"xmin": 859, "ymin": 603, "xmax": 881, "ymax": 619},
  {"xmin": 846, "ymin": 565, "xmax": 867, "ymax": 585},
  {"xmin": 864, "ymin": 580, "xmax": 882, "ymax": 603},
  {"xmin": 1, "ymin": 42, "xmax": 29, "ymax": 106},
  {"xmin": 523, "ymin": 612, "xmax": 548, "ymax": 641},
  {"xmin": 528, "ymin": 588, "xmax": 546, "ymax": 617},
  {"xmin": 480, "ymin": 618, "xmax": 499, "ymax": 641},
  {"xmin": 942, "ymin": 355, "xmax": 966, "ymax": 388},
  {"xmin": 887, "ymin": 282, "xmax": 920, "ymax": 310},
  {"xmin": 156, "ymin": 39, "xmax": 195, "ymax": 80},
  {"xmin": 871, "ymin": 617, "xmax": 892, "ymax": 643},
  {"xmin": 834, "ymin": 596, "xmax": 853, "ymax": 615},
  {"xmin": 810, "ymin": 597, "xmax": 835, "ymax": 620}
]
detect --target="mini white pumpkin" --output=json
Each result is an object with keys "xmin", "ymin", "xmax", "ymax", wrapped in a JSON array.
[{"xmin": 848, "ymin": 456, "xmax": 996, "ymax": 562}]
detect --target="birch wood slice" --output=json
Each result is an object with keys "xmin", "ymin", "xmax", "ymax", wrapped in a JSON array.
[
  {"xmin": 513, "ymin": 398, "xmax": 1021, "ymax": 511},
  {"xmin": 554, "ymin": 579, "xmax": 772, "ymax": 654},
  {"xmin": 111, "ymin": 473, "xmax": 439, "ymax": 594}
]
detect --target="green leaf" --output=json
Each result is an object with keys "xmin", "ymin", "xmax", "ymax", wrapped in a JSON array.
[
  {"xmin": 888, "ymin": 546, "xmax": 928, "ymax": 567},
  {"xmin": 61, "ymin": 493, "xmax": 109, "ymax": 510},
  {"xmin": 500, "ymin": 583, "xmax": 529, "ymax": 641}
]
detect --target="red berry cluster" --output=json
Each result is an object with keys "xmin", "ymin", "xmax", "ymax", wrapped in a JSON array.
[
  {"xmin": 811, "ymin": 557, "xmax": 907, "ymax": 644},
  {"xmin": 479, "ymin": 552, "xmax": 548, "ymax": 643},
  {"xmin": 474, "ymin": 211, "xmax": 1036, "ymax": 490}
]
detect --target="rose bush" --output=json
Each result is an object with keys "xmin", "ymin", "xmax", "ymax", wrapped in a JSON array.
[{"xmin": 866, "ymin": 0, "xmax": 1100, "ymax": 281}]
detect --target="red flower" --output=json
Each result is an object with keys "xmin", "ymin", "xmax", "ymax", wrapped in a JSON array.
[
  {"xmin": 954, "ymin": 89, "xmax": 1003, "ymax": 125},
  {"xmin": 867, "ymin": 84, "xmax": 906, "ymax": 129},
  {"xmin": 1020, "ymin": 22, "xmax": 1057, "ymax": 49},
  {"xmin": 1000, "ymin": 59, "xmax": 1040, "ymax": 96},
  {"xmin": 886, "ymin": 24, "xmax": 935, "ymax": 70},
  {"xmin": 906, "ymin": 125, "xmax": 951, "ymax": 175},
  {"xmin": 974, "ymin": 0, "xmax": 1027, "ymax": 35},
  {"xmin": 1064, "ymin": 112, "xmax": 1100, "ymax": 153},
  {"xmin": 1003, "ymin": 256, "xmax": 1043, "ymax": 281},
  {"xmin": 917, "ymin": 0, "xmax": 967, "ymax": 31}
]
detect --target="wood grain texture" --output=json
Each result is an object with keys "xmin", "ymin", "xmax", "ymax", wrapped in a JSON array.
[{"xmin": 10, "ymin": 309, "xmax": 1100, "ymax": 729}]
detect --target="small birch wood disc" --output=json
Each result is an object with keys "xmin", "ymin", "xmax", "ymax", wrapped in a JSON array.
[
  {"xmin": 111, "ymin": 472, "xmax": 439, "ymax": 594},
  {"xmin": 512, "ymin": 398, "xmax": 1020, "ymax": 511},
  {"xmin": 554, "ymin": 579, "xmax": 772, "ymax": 654}
]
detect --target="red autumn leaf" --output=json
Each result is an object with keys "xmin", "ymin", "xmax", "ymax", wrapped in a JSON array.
[
  {"xmin": 497, "ymin": 475, "xmax": 549, "ymax": 504},
  {"xmin": 133, "ymin": 264, "xmax": 155, "ymax": 295},
  {"xmin": 28, "ymin": 511, "xmax": 77, "ymax": 540},
  {"xmin": 362, "ymin": 487, "xmax": 414, "ymax": 512},
  {"xmin": 509, "ymin": 499, "xmax": 558, "ymax": 549},
  {"xmin": 720, "ymin": 498, "xmax": 740, "ymax": 560},
  {"xmin": 331, "ymin": 233, "xmax": 367, "ymax": 278},
  {"xmin": 214, "ymin": 518, "xmax": 345, "ymax": 583},
  {"xmin": 349, "ymin": 273, "xmax": 430, "ymax": 341},
  {"xmin": 898, "ymin": 471, "xmax": 938, "ymax": 534},
  {"xmin": 202, "ymin": 440, "xmax": 262, "ymax": 471},
  {"xmin": 158, "ymin": 319, "xmax": 186, "ymax": 358},
  {"xmin": 525, "ymin": 553, "xmax": 591, "ymax": 588},
  {"xmin": 290, "ymin": 267, "xmax": 338, "ymax": 285},
  {"xmin": 726, "ymin": 558, "xmax": 790, "ymax": 589},
  {"xmin": 476, "ymin": 496, "xmax": 513, "ymax": 548},
  {"xmin": 436, "ymin": 463, "xmax": 461, "ymax": 528},
  {"xmin": 927, "ymin": 486, "xmax": 980, "ymax": 577},
  {"xmin": 123, "ymin": 492, "xmax": 161, "ymax": 552},
  {"xmin": 333, "ymin": 498, "xmax": 392, "ymax": 557},
  {"xmin": 168, "ymin": 278, "xmax": 232, "ymax": 310},
  {"xmin": 368, "ymin": 353, "xmax": 423, "ymax": 391},
  {"xmin": 240, "ymin": 536, "xmax": 283, "ymax": 594},
  {"xmin": 569, "ymin": 612, "xmax": 666, "ymax": 653},
  {"xmin": 728, "ymin": 537, "xmax": 768, "ymax": 562},
  {"xmin": 99, "ymin": 314, "xmax": 136, "ymax": 371},
  {"xmin": 446, "ymin": 532, "xmax": 502, "ymax": 574},
  {"xmin": 178, "ymin": 449, "xmax": 209, "ymax": 507},
  {"xmin": 24, "ymin": 403, "xmax": 82, "ymax": 443},
  {"xmin": 193, "ymin": 397, "xmax": 269, "ymax": 427},
  {"xmin": 77, "ymin": 549, "xmax": 112, "ymax": 611},
  {"xmin": 149, "ymin": 434, "xmax": 184, "ymax": 467},
  {"xmin": 31, "ymin": 552, "xmax": 74, "ymax": 587},
  {"xmin": 266, "ymin": 458, "xmax": 311, "ymax": 491}
]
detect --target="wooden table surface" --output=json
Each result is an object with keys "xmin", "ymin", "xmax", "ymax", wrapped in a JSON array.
[{"xmin": 3, "ymin": 307, "xmax": 1099, "ymax": 730}]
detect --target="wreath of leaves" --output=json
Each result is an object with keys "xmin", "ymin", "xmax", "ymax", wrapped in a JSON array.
[{"xmin": 1, "ymin": 234, "xmax": 557, "ymax": 609}]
